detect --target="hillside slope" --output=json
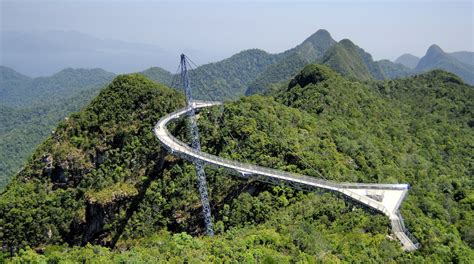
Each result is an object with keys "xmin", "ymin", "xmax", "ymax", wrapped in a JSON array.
[
  {"xmin": 0, "ymin": 87, "xmax": 107, "ymax": 189},
  {"xmin": 0, "ymin": 67, "xmax": 115, "ymax": 189}
]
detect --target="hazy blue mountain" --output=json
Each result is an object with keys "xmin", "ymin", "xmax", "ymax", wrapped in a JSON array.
[
  {"xmin": 3, "ymin": 30, "xmax": 163, "ymax": 53},
  {"xmin": 0, "ymin": 66, "xmax": 115, "ymax": 107},
  {"xmin": 395, "ymin": 54, "xmax": 420, "ymax": 69},
  {"xmin": 0, "ymin": 66, "xmax": 32, "ymax": 92},
  {"xmin": 378, "ymin": 60, "xmax": 414, "ymax": 79},
  {"xmin": 450, "ymin": 51, "xmax": 474, "ymax": 66},
  {"xmin": 1, "ymin": 30, "xmax": 177, "ymax": 76},
  {"xmin": 416, "ymin": 45, "xmax": 474, "ymax": 85}
]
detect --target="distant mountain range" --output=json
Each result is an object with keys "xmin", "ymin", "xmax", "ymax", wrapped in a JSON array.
[
  {"xmin": 1, "ymin": 30, "xmax": 177, "ymax": 76},
  {"xmin": 450, "ymin": 51, "xmax": 474, "ymax": 66},
  {"xmin": 141, "ymin": 29, "xmax": 473, "ymax": 99},
  {"xmin": 395, "ymin": 47, "xmax": 474, "ymax": 85},
  {"xmin": 414, "ymin": 45, "xmax": 474, "ymax": 85},
  {"xmin": 0, "ymin": 66, "xmax": 115, "ymax": 107},
  {"xmin": 3, "ymin": 29, "xmax": 472, "ymax": 95},
  {"xmin": 396, "ymin": 50, "xmax": 474, "ymax": 69}
]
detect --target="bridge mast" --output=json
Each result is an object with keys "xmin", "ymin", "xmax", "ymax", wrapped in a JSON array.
[{"xmin": 180, "ymin": 54, "xmax": 214, "ymax": 236}]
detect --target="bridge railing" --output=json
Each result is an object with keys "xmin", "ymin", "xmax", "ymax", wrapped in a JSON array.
[{"xmin": 395, "ymin": 212, "xmax": 421, "ymax": 248}]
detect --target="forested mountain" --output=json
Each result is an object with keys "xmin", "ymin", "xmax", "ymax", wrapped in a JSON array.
[
  {"xmin": 450, "ymin": 51, "xmax": 474, "ymax": 66},
  {"xmin": 245, "ymin": 29, "xmax": 336, "ymax": 95},
  {"xmin": 416, "ymin": 45, "xmax": 474, "ymax": 85},
  {"xmin": 1, "ymin": 66, "xmax": 472, "ymax": 262},
  {"xmin": 378, "ymin": 59, "xmax": 414, "ymax": 79},
  {"xmin": 247, "ymin": 36, "xmax": 417, "ymax": 96},
  {"xmin": 0, "ymin": 66, "xmax": 32, "ymax": 91},
  {"xmin": 395, "ymin": 54, "xmax": 420, "ymax": 69},
  {"xmin": 139, "ymin": 66, "xmax": 173, "ymax": 86},
  {"xmin": 139, "ymin": 30, "xmax": 473, "ymax": 98},
  {"xmin": 0, "ymin": 66, "xmax": 115, "ymax": 107},
  {"xmin": 318, "ymin": 39, "xmax": 386, "ymax": 81},
  {"xmin": 143, "ymin": 49, "xmax": 278, "ymax": 100},
  {"xmin": 0, "ymin": 67, "xmax": 114, "ymax": 189}
]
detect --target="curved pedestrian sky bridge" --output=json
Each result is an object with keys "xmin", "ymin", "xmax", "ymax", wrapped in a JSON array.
[{"xmin": 154, "ymin": 100, "xmax": 420, "ymax": 251}]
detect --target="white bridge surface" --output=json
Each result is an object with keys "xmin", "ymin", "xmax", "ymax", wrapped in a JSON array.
[{"xmin": 154, "ymin": 100, "xmax": 419, "ymax": 251}]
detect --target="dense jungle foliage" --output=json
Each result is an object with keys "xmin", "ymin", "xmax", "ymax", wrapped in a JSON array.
[
  {"xmin": 1, "ymin": 65, "xmax": 472, "ymax": 262},
  {"xmin": 0, "ymin": 67, "xmax": 114, "ymax": 189}
]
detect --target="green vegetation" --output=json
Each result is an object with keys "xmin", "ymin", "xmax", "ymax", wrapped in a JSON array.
[
  {"xmin": 276, "ymin": 65, "xmax": 473, "ymax": 260},
  {"xmin": 245, "ymin": 29, "xmax": 337, "ymax": 96},
  {"xmin": 0, "ymin": 67, "xmax": 115, "ymax": 189},
  {"xmin": 142, "ymin": 49, "xmax": 278, "ymax": 100},
  {"xmin": 139, "ymin": 67, "xmax": 173, "ymax": 87},
  {"xmin": 245, "ymin": 37, "xmax": 416, "ymax": 96},
  {"xmin": 0, "ymin": 67, "xmax": 115, "ymax": 107},
  {"xmin": 0, "ymin": 74, "xmax": 185, "ymax": 250},
  {"xmin": 377, "ymin": 59, "xmax": 414, "ymax": 79},
  {"xmin": 1, "ymin": 65, "xmax": 472, "ymax": 262},
  {"xmin": 245, "ymin": 54, "xmax": 308, "ymax": 96},
  {"xmin": 85, "ymin": 182, "xmax": 138, "ymax": 206}
]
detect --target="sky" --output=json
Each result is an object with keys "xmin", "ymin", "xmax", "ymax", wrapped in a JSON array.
[{"xmin": 1, "ymin": 0, "xmax": 473, "ymax": 75}]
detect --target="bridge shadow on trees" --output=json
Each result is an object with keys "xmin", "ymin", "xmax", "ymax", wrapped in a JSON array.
[{"xmin": 106, "ymin": 151, "xmax": 168, "ymax": 248}]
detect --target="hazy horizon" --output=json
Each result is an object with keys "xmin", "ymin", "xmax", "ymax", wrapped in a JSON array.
[{"xmin": 1, "ymin": 0, "xmax": 473, "ymax": 76}]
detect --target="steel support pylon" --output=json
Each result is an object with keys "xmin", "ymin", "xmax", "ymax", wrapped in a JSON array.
[{"xmin": 180, "ymin": 54, "xmax": 214, "ymax": 236}]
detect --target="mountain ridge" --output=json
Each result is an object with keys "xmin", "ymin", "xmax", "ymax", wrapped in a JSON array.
[
  {"xmin": 0, "ymin": 66, "xmax": 115, "ymax": 107},
  {"xmin": 415, "ymin": 44, "xmax": 474, "ymax": 85},
  {"xmin": 394, "ymin": 54, "xmax": 420, "ymax": 69}
]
